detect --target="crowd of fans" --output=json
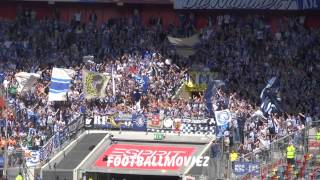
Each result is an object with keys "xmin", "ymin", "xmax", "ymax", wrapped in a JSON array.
[
  {"xmin": 0, "ymin": 8, "xmax": 319, "ymax": 163},
  {"xmin": 202, "ymin": 15, "xmax": 320, "ymax": 154}
]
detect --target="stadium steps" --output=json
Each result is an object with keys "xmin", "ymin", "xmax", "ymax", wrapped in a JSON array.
[
  {"xmin": 55, "ymin": 133, "xmax": 106, "ymax": 169},
  {"xmin": 41, "ymin": 132, "xmax": 107, "ymax": 180}
]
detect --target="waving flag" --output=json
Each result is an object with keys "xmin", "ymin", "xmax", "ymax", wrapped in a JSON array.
[
  {"xmin": 215, "ymin": 109, "xmax": 232, "ymax": 126},
  {"xmin": 15, "ymin": 72, "xmax": 40, "ymax": 93},
  {"xmin": 167, "ymin": 34, "xmax": 200, "ymax": 57},
  {"xmin": 134, "ymin": 75, "xmax": 149, "ymax": 93},
  {"xmin": 48, "ymin": 68, "xmax": 75, "ymax": 101},
  {"xmin": 83, "ymin": 69, "xmax": 110, "ymax": 99},
  {"xmin": 260, "ymin": 76, "xmax": 282, "ymax": 115}
]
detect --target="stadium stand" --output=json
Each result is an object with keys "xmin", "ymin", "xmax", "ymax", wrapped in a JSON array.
[{"xmin": 0, "ymin": 0, "xmax": 319, "ymax": 179}]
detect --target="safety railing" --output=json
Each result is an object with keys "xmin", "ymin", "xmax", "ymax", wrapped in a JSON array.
[
  {"xmin": 39, "ymin": 114, "xmax": 84, "ymax": 164},
  {"xmin": 0, "ymin": 150, "xmax": 24, "ymax": 169},
  {"xmin": 236, "ymin": 119, "xmax": 320, "ymax": 179}
]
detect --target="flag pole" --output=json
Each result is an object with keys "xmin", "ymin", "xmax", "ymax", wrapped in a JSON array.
[
  {"xmin": 3, "ymin": 88, "xmax": 8, "ymax": 178},
  {"xmin": 112, "ymin": 66, "xmax": 116, "ymax": 98}
]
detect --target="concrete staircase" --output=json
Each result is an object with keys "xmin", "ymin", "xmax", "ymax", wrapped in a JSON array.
[{"xmin": 41, "ymin": 133, "xmax": 107, "ymax": 180}]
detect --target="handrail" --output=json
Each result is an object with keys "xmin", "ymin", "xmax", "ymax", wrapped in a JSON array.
[
  {"xmin": 240, "ymin": 119, "xmax": 320, "ymax": 161},
  {"xmin": 237, "ymin": 119, "xmax": 320, "ymax": 179}
]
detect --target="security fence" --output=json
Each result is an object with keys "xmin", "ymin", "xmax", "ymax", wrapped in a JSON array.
[
  {"xmin": 235, "ymin": 119, "xmax": 320, "ymax": 179},
  {"xmin": 0, "ymin": 114, "xmax": 85, "ymax": 178}
]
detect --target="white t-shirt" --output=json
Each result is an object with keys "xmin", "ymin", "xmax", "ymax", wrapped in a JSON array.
[
  {"xmin": 3, "ymin": 79, "xmax": 10, "ymax": 89},
  {"xmin": 35, "ymin": 138, "xmax": 41, "ymax": 146}
]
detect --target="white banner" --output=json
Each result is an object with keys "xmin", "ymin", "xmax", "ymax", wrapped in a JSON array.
[
  {"xmin": 215, "ymin": 109, "xmax": 232, "ymax": 126},
  {"xmin": 48, "ymin": 68, "xmax": 75, "ymax": 101},
  {"xmin": 15, "ymin": 72, "xmax": 40, "ymax": 93},
  {"xmin": 25, "ymin": 150, "xmax": 40, "ymax": 167}
]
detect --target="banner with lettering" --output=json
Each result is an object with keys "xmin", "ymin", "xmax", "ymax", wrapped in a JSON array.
[
  {"xmin": 174, "ymin": 0, "xmax": 320, "ymax": 10},
  {"xmin": 233, "ymin": 162, "xmax": 260, "ymax": 176},
  {"xmin": 67, "ymin": 116, "xmax": 85, "ymax": 134},
  {"xmin": 93, "ymin": 114, "xmax": 133, "ymax": 129}
]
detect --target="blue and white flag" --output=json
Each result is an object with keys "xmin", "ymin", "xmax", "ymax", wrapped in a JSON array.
[
  {"xmin": 134, "ymin": 75, "xmax": 144, "ymax": 86},
  {"xmin": 260, "ymin": 76, "xmax": 282, "ymax": 115},
  {"xmin": 260, "ymin": 76, "xmax": 279, "ymax": 100},
  {"xmin": 134, "ymin": 75, "xmax": 149, "ymax": 93},
  {"xmin": 132, "ymin": 114, "xmax": 147, "ymax": 131},
  {"xmin": 215, "ymin": 109, "xmax": 232, "ymax": 126},
  {"xmin": 48, "ymin": 68, "xmax": 75, "ymax": 101},
  {"xmin": 25, "ymin": 150, "xmax": 40, "ymax": 167}
]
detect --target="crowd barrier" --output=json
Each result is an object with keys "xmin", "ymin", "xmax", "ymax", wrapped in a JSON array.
[
  {"xmin": 235, "ymin": 119, "xmax": 320, "ymax": 179},
  {"xmin": 32, "ymin": 115, "xmax": 85, "ymax": 166}
]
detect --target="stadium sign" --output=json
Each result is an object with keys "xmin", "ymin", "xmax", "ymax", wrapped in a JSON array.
[
  {"xmin": 174, "ymin": 0, "xmax": 320, "ymax": 10},
  {"xmin": 95, "ymin": 144, "xmax": 210, "ymax": 170},
  {"xmin": 154, "ymin": 133, "xmax": 165, "ymax": 140}
]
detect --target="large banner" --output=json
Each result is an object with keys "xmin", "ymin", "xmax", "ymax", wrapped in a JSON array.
[
  {"xmin": 83, "ymin": 69, "xmax": 110, "ymax": 99},
  {"xmin": 174, "ymin": 0, "xmax": 320, "ymax": 10},
  {"xmin": 233, "ymin": 162, "xmax": 260, "ymax": 176},
  {"xmin": 167, "ymin": 34, "xmax": 200, "ymax": 57},
  {"xmin": 148, "ymin": 115, "xmax": 215, "ymax": 135},
  {"xmin": 92, "ymin": 114, "xmax": 133, "ymax": 129},
  {"xmin": 48, "ymin": 68, "xmax": 75, "ymax": 101},
  {"xmin": 15, "ymin": 72, "xmax": 40, "ymax": 93},
  {"xmin": 90, "ymin": 113, "xmax": 215, "ymax": 135}
]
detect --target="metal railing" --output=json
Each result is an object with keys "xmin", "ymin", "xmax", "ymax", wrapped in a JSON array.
[{"xmin": 236, "ymin": 119, "xmax": 320, "ymax": 179}]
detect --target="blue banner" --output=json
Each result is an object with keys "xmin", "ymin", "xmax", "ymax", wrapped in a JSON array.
[
  {"xmin": 134, "ymin": 75, "xmax": 149, "ymax": 93},
  {"xmin": 174, "ymin": 0, "xmax": 320, "ymax": 10},
  {"xmin": 234, "ymin": 162, "xmax": 260, "ymax": 176},
  {"xmin": 132, "ymin": 114, "xmax": 147, "ymax": 131}
]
